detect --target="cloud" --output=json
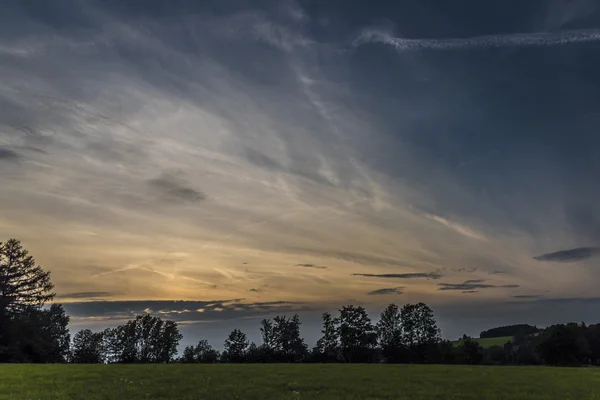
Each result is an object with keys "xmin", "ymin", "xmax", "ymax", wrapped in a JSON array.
[
  {"xmin": 56, "ymin": 291, "xmax": 117, "ymax": 299},
  {"xmin": 438, "ymin": 280, "xmax": 519, "ymax": 291},
  {"xmin": 367, "ymin": 287, "xmax": 404, "ymax": 295},
  {"xmin": 295, "ymin": 263, "xmax": 327, "ymax": 269},
  {"xmin": 462, "ymin": 290, "xmax": 479, "ymax": 294},
  {"xmin": 509, "ymin": 297, "xmax": 600, "ymax": 305},
  {"xmin": 355, "ymin": 28, "xmax": 600, "ymax": 53},
  {"xmin": 533, "ymin": 247, "xmax": 600, "ymax": 262},
  {"xmin": 353, "ymin": 272, "xmax": 442, "ymax": 280},
  {"xmin": 513, "ymin": 295, "xmax": 544, "ymax": 299},
  {"xmin": 425, "ymin": 214, "xmax": 487, "ymax": 241},
  {"xmin": 63, "ymin": 299, "xmax": 312, "ymax": 323},
  {"xmin": 147, "ymin": 173, "xmax": 206, "ymax": 203},
  {"xmin": 0, "ymin": 147, "xmax": 21, "ymax": 161}
]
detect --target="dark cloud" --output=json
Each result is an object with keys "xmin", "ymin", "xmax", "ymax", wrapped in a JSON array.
[
  {"xmin": 295, "ymin": 263, "xmax": 327, "ymax": 269},
  {"xmin": 462, "ymin": 290, "xmax": 479, "ymax": 294},
  {"xmin": 512, "ymin": 295, "xmax": 544, "ymax": 299},
  {"xmin": 0, "ymin": 147, "xmax": 21, "ymax": 161},
  {"xmin": 438, "ymin": 280, "xmax": 519, "ymax": 291},
  {"xmin": 147, "ymin": 173, "xmax": 206, "ymax": 203},
  {"xmin": 463, "ymin": 279, "xmax": 485, "ymax": 284},
  {"xmin": 509, "ymin": 297, "xmax": 600, "ymax": 305},
  {"xmin": 453, "ymin": 267, "xmax": 477, "ymax": 273},
  {"xmin": 367, "ymin": 287, "xmax": 404, "ymax": 295},
  {"xmin": 533, "ymin": 247, "xmax": 600, "ymax": 262},
  {"xmin": 490, "ymin": 270, "xmax": 507, "ymax": 275},
  {"xmin": 63, "ymin": 299, "xmax": 312, "ymax": 323},
  {"xmin": 353, "ymin": 272, "xmax": 442, "ymax": 279},
  {"xmin": 56, "ymin": 291, "xmax": 116, "ymax": 299},
  {"xmin": 248, "ymin": 288, "xmax": 259, "ymax": 292}
]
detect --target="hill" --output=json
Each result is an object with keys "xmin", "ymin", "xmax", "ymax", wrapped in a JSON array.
[
  {"xmin": 480, "ymin": 324, "xmax": 540, "ymax": 339},
  {"xmin": 453, "ymin": 336, "xmax": 513, "ymax": 348}
]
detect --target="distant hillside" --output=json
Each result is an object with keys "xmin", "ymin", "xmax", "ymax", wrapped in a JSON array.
[
  {"xmin": 453, "ymin": 336, "xmax": 512, "ymax": 348},
  {"xmin": 480, "ymin": 324, "xmax": 541, "ymax": 339}
]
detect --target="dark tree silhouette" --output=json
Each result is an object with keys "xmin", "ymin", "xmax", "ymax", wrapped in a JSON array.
[
  {"xmin": 101, "ymin": 314, "xmax": 182, "ymax": 363},
  {"xmin": 315, "ymin": 312, "xmax": 339, "ymax": 362},
  {"xmin": 0, "ymin": 239, "xmax": 54, "ymax": 320},
  {"xmin": 399, "ymin": 302, "xmax": 441, "ymax": 363},
  {"xmin": 336, "ymin": 305, "xmax": 377, "ymax": 363},
  {"xmin": 181, "ymin": 339, "xmax": 220, "ymax": 363},
  {"xmin": 71, "ymin": 329, "xmax": 105, "ymax": 364},
  {"xmin": 224, "ymin": 329, "xmax": 249, "ymax": 362},
  {"xmin": 377, "ymin": 303, "xmax": 405, "ymax": 362}
]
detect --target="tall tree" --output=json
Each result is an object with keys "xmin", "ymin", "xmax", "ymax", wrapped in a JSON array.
[
  {"xmin": 271, "ymin": 314, "xmax": 308, "ymax": 362},
  {"xmin": 316, "ymin": 312, "xmax": 339, "ymax": 361},
  {"xmin": 377, "ymin": 303, "xmax": 405, "ymax": 362},
  {"xmin": 71, "ymin": 329, "xmax": 105, "ymax": 364},
  {"xmin": 0, "ymin": 239, "xmax": 54, "ymax": 321},
  {"xmin": 101, "ymin": 314, "xmax": 182, "ymax": 363},
  {"xmin": 399, "ymin": 302, "xmax": 441, "ymax": 363},
  {"xmin": 1, "ymin": 304, "xmax": 71, "ymax": 363},
  {"xmin": 336, "ymin": 305, "xmax": 377, "ymax": 363},
  {"xmin": 224, "ymin": 329, "xmax": 249, "ymax": 362}
]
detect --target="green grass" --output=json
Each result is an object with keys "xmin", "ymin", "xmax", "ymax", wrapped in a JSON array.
[
  {"xmin": 453, "ymin": 336, "xmax": 513, "ymax": 348},
  {"xmin": 1, "ymin": 364, "xmax": 600, "ymax": 400}
]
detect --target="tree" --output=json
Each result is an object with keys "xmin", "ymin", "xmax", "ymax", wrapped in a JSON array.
[
  {"xmin": 270, "ymin": 314, "xmax": 308, "ymax": 362},
  {"xmin": 0, "ymin": 239, "xmax": 55, "ymax": 321},
  {"xmin": 377, "ymin": 304, "xmax": 406, "ymax": 363},
  {"xmin": 456, "ymin": 336, "xmax": 483, "ymax": 365},
  {"xmin": 315, "ymin": 312, "xmax": 339, "ymax": 362},
  {"xmin": 399, "ymin": 302, "xmax": 441, "ymax": 363},
  {"xmin": 71, "ymin": 329, "xmax": 105, "ymax": 364},
  {"xmin": 536, "ymin": 323, "xmax": 589, "ymax": 366},
  {"xmin": 336, "ymin": 305, "xmax": 377, "ymax": 363},
  {"xmin": 224, "ymin": 329, "xmax": 248, "ymax": 362},
  {"xmin": 101, "ymin": 314, "xmax": 182, "ymax": 363},
  {"xmin": 0, "ymin": 303, "xmax": 71, "ymax": 363},
  {"xmin": 181, "ymin": 339, "xmax": 220, "ymax": 363}
]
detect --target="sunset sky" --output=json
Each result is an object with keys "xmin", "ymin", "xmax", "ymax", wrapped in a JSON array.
[{"xmin": 1, "ymin": 0, "xmax": 600, "ymax": 348}]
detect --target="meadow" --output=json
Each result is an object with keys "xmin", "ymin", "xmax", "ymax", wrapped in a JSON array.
[{"xmin": 1, "ymin": 364, "xmax": 599, "ymax": 400}]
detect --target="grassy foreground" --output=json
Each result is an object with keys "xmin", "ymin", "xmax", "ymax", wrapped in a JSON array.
[{"xmin": 1, "ymin": 364, "xmax": 599, "ymax": 400}]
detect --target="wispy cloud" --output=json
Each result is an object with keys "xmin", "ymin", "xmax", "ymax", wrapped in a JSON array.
[
  {"xmin": 0, "ymin": 147, "xmax": 21, "ymax": 161},
  {"xmin": 425, "ymin": 214, "xmax": 487, "ymax": 241},
  {"xmin": 147, "ymin": 173, "xmax": 206, "ymax": 204},
  {"xmin": 295, "ymin": 263, "xmax": 327, "ymax": 269},
  {"xmin": 355, "ymin": 28, "xmax": 600, "ymax": 53},
  {"xmin": 56, "ymin": 291, "xmax": 117, "ymax": 299},
  {"xmin": 513, "ymin": 295, "xmax": 544, "ymax": 299},
  {"xmin": 367, "ymin": 287, "xmax": 404, "ymax": 295},
  {"xmin": 438, "ymin": 280, "xmax": 519, "ymax": 291},
  {"xmin": 353, "ymin": 272, "xmax": 442, "ymax": 280},
  {"xmin": 533, "ymin": 247, "xmax": 600, "ymax": 262}
]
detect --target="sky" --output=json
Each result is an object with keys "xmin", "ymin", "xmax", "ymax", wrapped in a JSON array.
[{"xmin": 1, "ymin": 0, "xmax": 600, "ymax": 349}]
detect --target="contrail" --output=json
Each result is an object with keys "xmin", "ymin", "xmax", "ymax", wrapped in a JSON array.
[{"xmin": 355, "ymin": 29, "xmax": 600, "ymax": 52}]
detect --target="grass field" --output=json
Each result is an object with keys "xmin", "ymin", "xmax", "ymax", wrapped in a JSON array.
[
  {"xmin": 1, "ymin": 364, "xmax": 599, "ymax": 400},
  {"xmin": 453, "ymin": 336, "xmax": 513, "ymax": 348}
]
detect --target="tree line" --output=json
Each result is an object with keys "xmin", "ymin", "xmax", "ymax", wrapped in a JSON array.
[{"xmin": 2, "ymin": 238, "xmax": 600, "ymax": 366}]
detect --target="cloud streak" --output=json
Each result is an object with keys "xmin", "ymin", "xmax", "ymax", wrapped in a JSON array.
[
  {"xmin": 438, "ymin": 280, "xmax": 519, "ymax": 291},
  {"xmin": 356, "ymin": 28, "xmax": 600, "ymax": 52},
  {"xmin": 353, "ymin": 272, "xmax": 442, "ymax": 280},
  {"xmin": 533, "ymin": 247, "xmax": 600, "ymax": 262},
  {"xmin": 295, "ymin": 263, "xmax": 327, "ymax": 269},
  {"xmin": 367, "ymin": 287, "xmax": 404, "ymax": 295}
]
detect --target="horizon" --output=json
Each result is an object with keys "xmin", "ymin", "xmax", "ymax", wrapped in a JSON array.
[{"xmin": 2, "ymin": 0, "xmax": 600, "ymax": 350}]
